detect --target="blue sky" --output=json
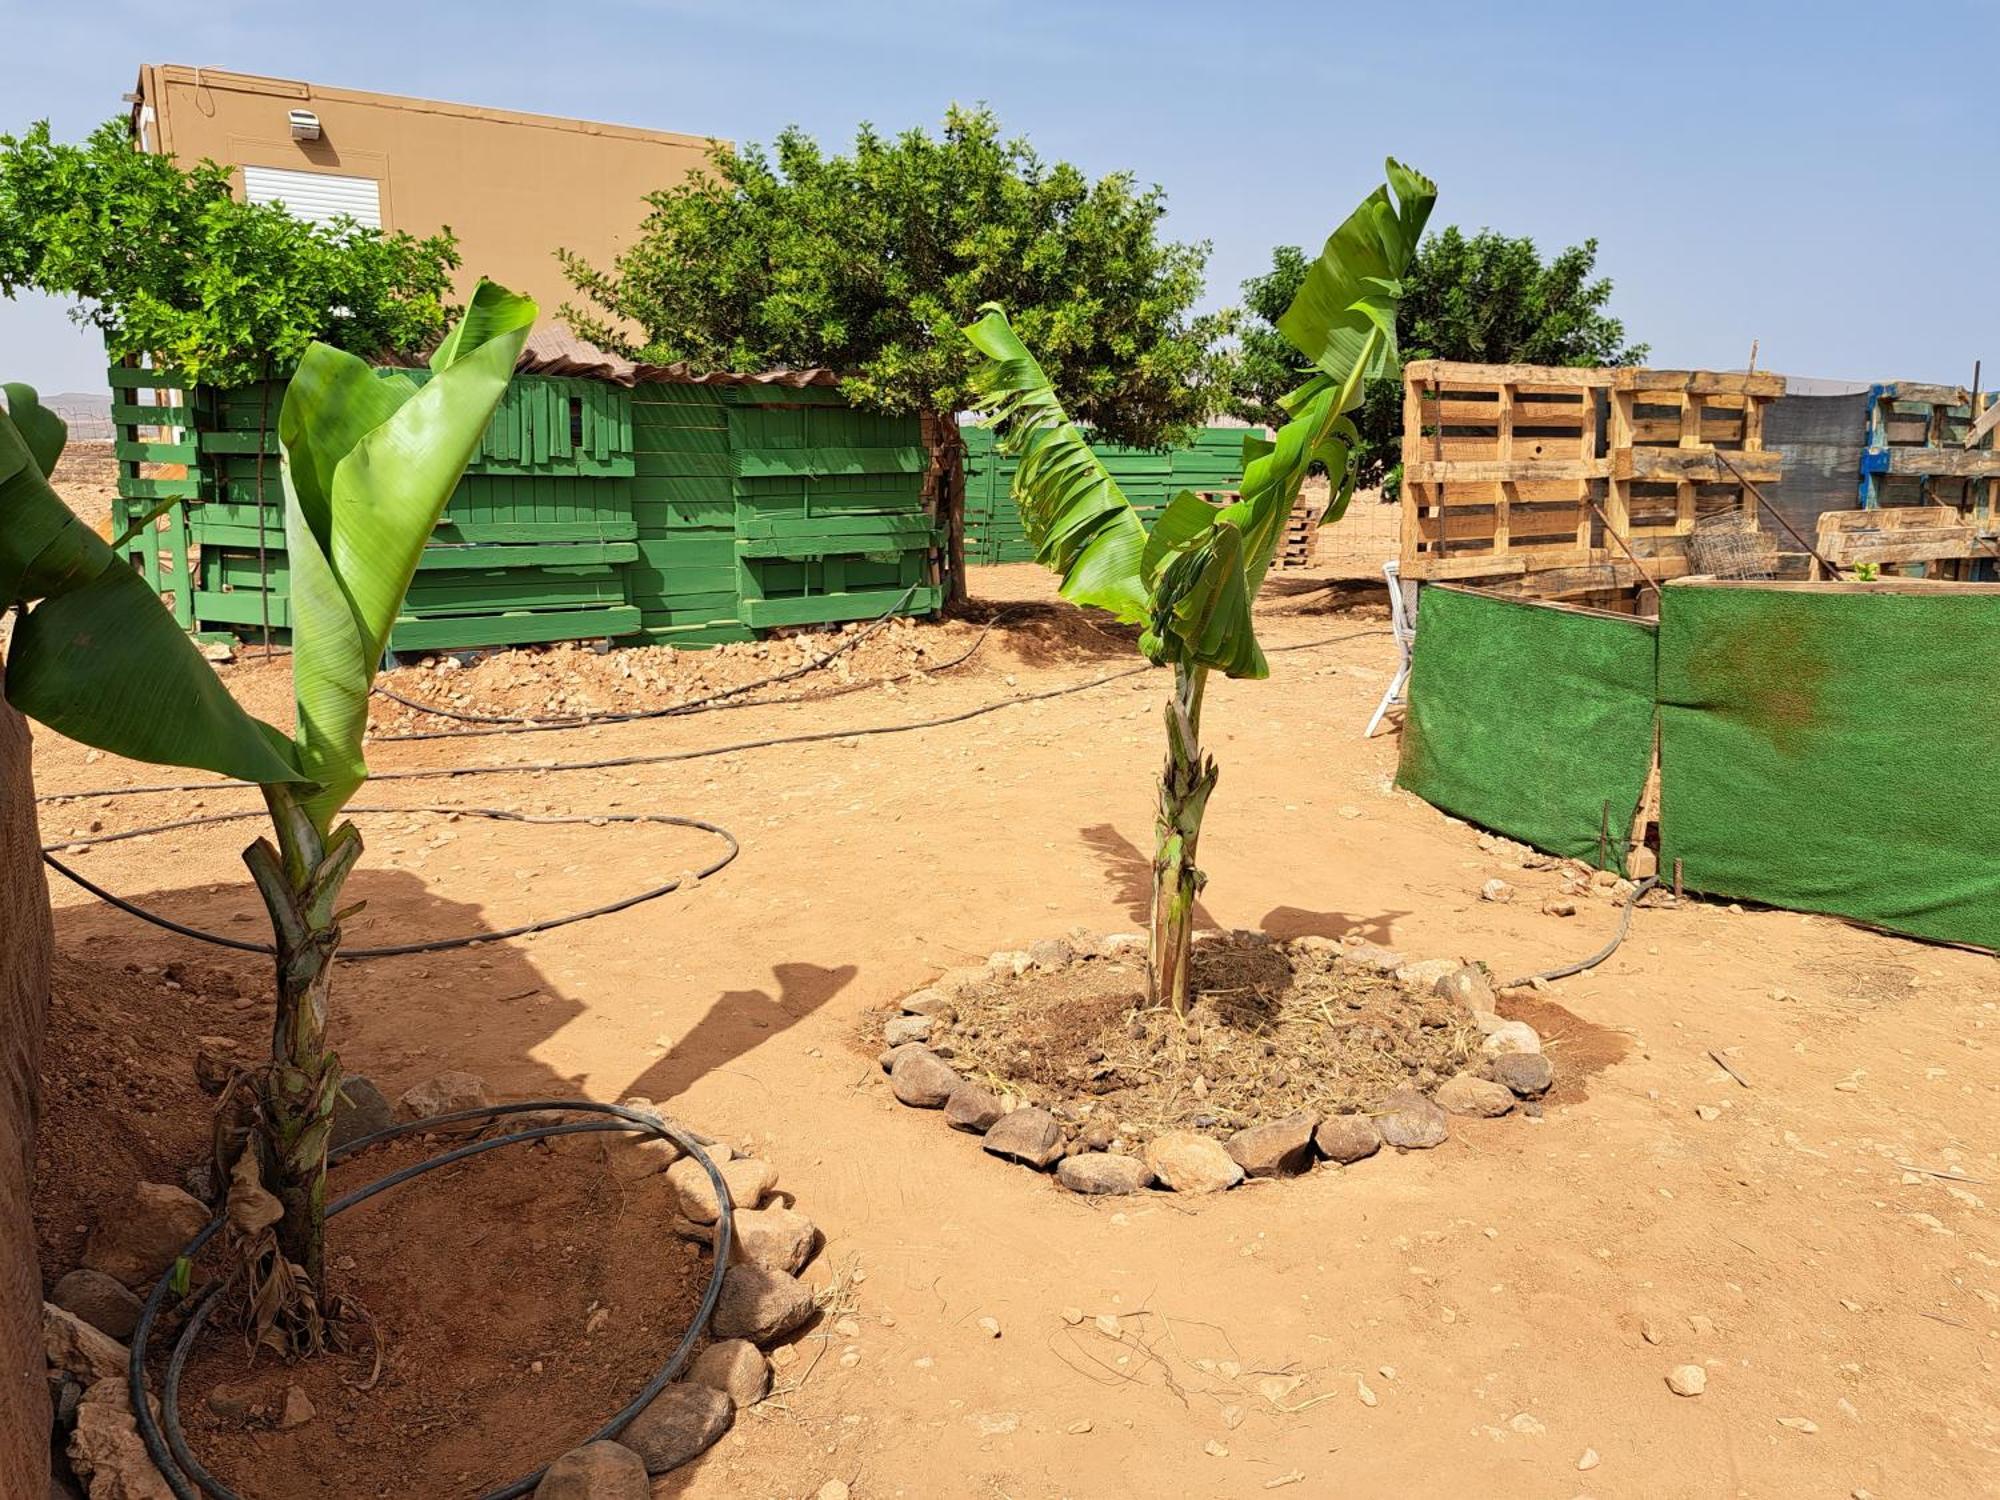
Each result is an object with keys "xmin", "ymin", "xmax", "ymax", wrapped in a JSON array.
[{"xmin": 5, "ymin": 0, "xmax": 1995, "ymax": 394}]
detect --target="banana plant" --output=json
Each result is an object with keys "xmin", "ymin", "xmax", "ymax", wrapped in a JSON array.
[
  {"xmin": 963, "ymin": 161, "xmax": 1435, "ymax": 1015},
  {"xmin": 4, "ymin": 280, "xmax": 536, "ymax": 1328}
]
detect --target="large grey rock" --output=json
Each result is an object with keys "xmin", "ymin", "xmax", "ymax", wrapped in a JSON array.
[
  {"xmin": 1055, "ymin": 1153, "xmax": 1151, "ymax": 1196},
  {"xmin": 328, "ymin": 1075, "xmax": 395, "ymax": 1151},
  {"xmin": 533, "ymin": 1441, "xmax": 650, "ymax": 1499},
  {"xmin": 1313, "ymin": 1113, "xmax": 1382, "ymax": 1165},
  {"xmin": 396, "ymin": 1070, "xmax": 493, "ymax": 1121},
  {"xmin": 42, "ymin": 1304, "xmax": 129, "ymax": 1383},
  {"xmin": 1481, "ymin": 1019, "xmax": 1542, "ymax": 1056},
  {"xmin": 687, "ymin": 1339, "xmax": 770, "ymax": 1406},
  {"xmin": 1433, "ymin": 966, "xmax": 1495, "ymax": 1012},
  {"xmin": 898, "ymin": 988, "xmax": 959, "ymax": 1021},
  {"xmin": 667, "ymin": 1156, "xmax": 776, "ymax": 1224},
  {"xmin": 882, "ymin": 1014, "xmax": 935, "ymax": 1048},
  {"xmin": 981, "ymin": 1107, "xmax": 1064, "ymax": 1169},
  {"xmin": 1028, "ymin": 937, "xmax": 1074, "ymax": 970},
  {"xmin": 1435, "ymin": 1072, "xmax": 1515, "ymax": 1118},
  {"xmin": 729, "ymin": 1206, "xmax": 816, "ymax": 1275},
  {"xmin": 889, "ymin": 1047, "xmax": 961, "ymax": 1108},
  {"xmin": 81, "ymin": 1183, "xmax": 206, "ymax": 1290},
  {"xmin": 1374, "ymin": 1089, "xmax": 1448, "ymax": 1149},
  {"xmin": 944, "ymin": 1083, "xmax": 1004, "ymax": 1133},
  {"xmin": 51, "ymin": 1271, "xmax": 142, "ymax": 1341},
  {"xmin": 1225, "ymin": 1113, "xmax": 1319, "ymax": 1178},
  {"xmin": 1487, "ymin": 1051, "xmax": 1554, "ymax": 1097},
  {"xmin": 619, "ymin": 1384, "xmax": 733, "ymax": 1475},
  {"xmin": 710, "ymin": 1264, "xmax": 815, "ymax": 1345},
  {"xmin": 1143, "ymin": 1132, "xmax": 1243, "ymax": 1194}
]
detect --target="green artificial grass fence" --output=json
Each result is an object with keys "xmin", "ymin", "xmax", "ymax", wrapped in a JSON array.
[
  {"xmin": 1396, "ymin": 585, "xmax": 1658, "ymax": 876},
  {"xmin": 1657, "ymin": 580, "xmax": 2000, "ymax": 950}
]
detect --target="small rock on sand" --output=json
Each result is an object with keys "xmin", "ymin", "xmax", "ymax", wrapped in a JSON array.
[
  {"xmin": 532, "ymin": 1441, "xmax": 650, "ymax": 1499},
  {"xmin": 1144, "ymin": 1132, "xmax": 1243, "ymax": 1194},
  {"xmin": 687, "ymin": 1339, "xmax": 770, "ymax": 1406},
  {"xmin": 1313, "ymin": 1113, "xmax": 1382, "ymax": 1164},
  {"xmin": 1434, "ymin": 1072, "xmax": 1515, "ymax": 1118},
  {"xmin": 1225, "ymin": 1113, "xmax": 1320, "ymax": 1178},
  {"xmin": 1666, "ymin": 1364, "xmax": 1707, "ymax": 1396},
  {"xmin": 620, "ymin": 1384, "xmax": 734, "ymax": 1475},
  {"xmin": 889, "ymin": 1046, "xmax": 962, "ymax": 1108},
  {"xmin": 1374, "ymin": 1089, "xmax": 1448, "ymax": 1150},
  {"xmin": 982, "ymin": 1107, "xmax": 1065, "ymax": 1169},
  {"xmin": 944, "ymin": 1083, "xmax": 1005, "ymax": 1133},
  {"xmin": 1055, "ymin": 1153, "xmax": 1151, "ymax": 1195}
]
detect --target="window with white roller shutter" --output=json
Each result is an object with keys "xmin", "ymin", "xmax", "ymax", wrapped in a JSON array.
[{"xmin": 240, "ymin": 165, "xmax": 383, "ymax": 229}]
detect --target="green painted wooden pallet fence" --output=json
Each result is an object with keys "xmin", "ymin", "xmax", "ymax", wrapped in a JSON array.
[
  {"xmin": 961, "ymin": 424, "xmax": 1251, "ymax": 566},
  {"xmin": 110, "ymin": 366, "xmax": 941, "ymax": 653}
]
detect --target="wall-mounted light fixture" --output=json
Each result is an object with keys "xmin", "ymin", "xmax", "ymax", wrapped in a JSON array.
[{"xmin": 288, "ymin": 109, "xmax": 322, "ymax": 142}]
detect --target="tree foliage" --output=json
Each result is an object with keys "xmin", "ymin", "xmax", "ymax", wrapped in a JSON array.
[
  {"xmin": 1229, "ymin": 227, "xmax": 1647, "ymax": 491},
  {"xmin": 0, "ymin": 119, "xmax": 461, "ymax": 387},
  {"xmin": 561, "ymin": 106, "xmax": 1233, "ymax": 445}
]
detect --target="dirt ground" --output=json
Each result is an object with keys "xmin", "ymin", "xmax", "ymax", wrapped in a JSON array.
[{"xmin": 26, "ymin": 563, "xmax": 2000, "ymax": 1499}]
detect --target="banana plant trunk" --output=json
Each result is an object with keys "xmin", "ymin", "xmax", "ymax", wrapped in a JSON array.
[
  {"xmin": 243, "ymin": 783, "xmax": 361, "ymax": 1288},
  {"xmin": 1149, "ymin": 664, "xmax": 1216, "ymax": 1016}
]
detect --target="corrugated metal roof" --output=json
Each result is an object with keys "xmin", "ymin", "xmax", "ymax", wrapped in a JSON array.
[{"xmin": 515, "ymin": 324, "xmax": 841, "ymax": 389}]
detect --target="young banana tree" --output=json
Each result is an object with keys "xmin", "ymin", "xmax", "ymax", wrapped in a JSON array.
[
  {"xmin": 4, "ymin": 280, "xmax": 536, "ymax": 1329},
  {"xmin": 963, "ymin": 161, "xmax": 1435, "ymax": 1016}
]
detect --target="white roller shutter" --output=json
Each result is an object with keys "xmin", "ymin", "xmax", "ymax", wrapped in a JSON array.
[{"xmin": 241, "ymin": 166, "xmax": 382, "ymax": 228}]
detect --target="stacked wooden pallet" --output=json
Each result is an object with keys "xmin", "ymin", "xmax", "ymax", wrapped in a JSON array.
[
  {"xmin": 1855, "ymin": 383, "xmax": 2000, "ymax": 576},
  {"xmin": 1399, "ymin": 361, "xmax": 1783, "ymax": 601},
  {"xmin": 1277, "ymin": 488, "xmax": 1327, "ymax": 569}
]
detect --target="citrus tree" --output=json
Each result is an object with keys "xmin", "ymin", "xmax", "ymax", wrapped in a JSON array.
[
  {"xmin": 3, "ymin": 280, "xmax": 535, "ymax": 1342},
  {"xmin": 963, "ymin": 161, "xmax": 1435, "ymax": 1014}
]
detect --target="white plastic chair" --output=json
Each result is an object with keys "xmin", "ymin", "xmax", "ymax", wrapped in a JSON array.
[{"xmin": 1364, "ymin": 560, "xmax": 1414, "ymax": 737}]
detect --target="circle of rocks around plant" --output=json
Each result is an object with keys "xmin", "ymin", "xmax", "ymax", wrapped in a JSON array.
[
  {"xmin": 873, "ymin": 930, "xmax": 1556, "ymax": 1199},
  {"xmin": 42, "ymin": 1068, "xmax": 831, "ymax": 1499}
]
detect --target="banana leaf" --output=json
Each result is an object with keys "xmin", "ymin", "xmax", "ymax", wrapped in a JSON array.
[
  {"xmin": 279, "ymin": 278, "xmax": 536, "ymax": 829},
  {"xmin": 1, "ymin": 384, "xmax": 302, "ymax": 783}
]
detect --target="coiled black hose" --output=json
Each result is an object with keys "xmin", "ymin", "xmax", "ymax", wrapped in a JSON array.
[{"xmin": 131, "ymin": 1100, "xmax": 737, "ymax": 1500}]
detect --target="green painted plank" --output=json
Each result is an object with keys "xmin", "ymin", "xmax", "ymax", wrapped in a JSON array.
[
  {"xmin": 386, "ymin": 605, "xmax": 641, "ymax": 651},
  {"xmin": 115, "ymin": 438, "xmax": 198, "ymax": 464},
  {"xmin": 741, "ymin": 585, "xmax": 941, "ymax": 629},
  {"xmin": 106, "ymin": 366, "xmax": 191, "ymax": 390}
]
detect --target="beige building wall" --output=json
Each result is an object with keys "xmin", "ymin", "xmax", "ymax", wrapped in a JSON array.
[{"xmin": 132, "ymin": 65, "xmax": 719, "ymax": 324}]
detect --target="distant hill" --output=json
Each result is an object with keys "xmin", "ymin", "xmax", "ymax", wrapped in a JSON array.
[{"xmin": 42, "ymin": 391, "xmax": 112, "ymax": 442}]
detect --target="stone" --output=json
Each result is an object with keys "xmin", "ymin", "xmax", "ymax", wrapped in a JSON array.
[
  {"xmin": 43, "ymin": 1303, "xmax": 130, "ymax": 1383},
  {"xmin": 81, "ymin": 1182, "xmax": 207, "ymax": 1290},
  {"xmin": 1143, "ymin": 1132, "xmax": 1244, "ymax": 1194},
  {"xmin": 889, "ymin": 1046, "xmax": 962, "ymax": 1108},
  {"xmin": 1073, "ymin": 1118, "xmax": 1116, "ymax": 1153},
  {"xmin": 1373, "ymin": 1089, "xmax": 1449, "ymax": 1150},
  {"xmin": 328, "ymin": 1074, "xmax": 395, "ymax": 1151},
  {"xmin": 533, "ymin": 1441, "xmax": 651, "ymax": 1499},
  {"xmin": 1055, "ymin": 1153, "xmax": 1151, "ymax": 1195},
  {"xmin": 1028, "ymin": 937, "xmax": 1074, "ymax": 970},
  {"xmin": 1225, "ymin": 1112, "xmax": 1320, "ymax": 1178},
  {"xmin": 52, "ymin": 1270, "xmax": 143, "ymax": 1341},
  {"xmin": 1434, "ymin": 1072, "xmax": 1516, "ymax": 1118},
  {"xmin": 710, "ymin": 1264, "xmax": 815, "ymax": 1345},
  {"xmin": 1394, "ymin": 958, "xmax": 1459, "ymax": 992},
  {"xmin": 944, "ymin": 1083, "xmax": 1005, "ymax": 1133},
  {"xmin": 667, "ymin": 1155, "xmax": 777, "ymax": 1224},
  {"xmin": 982, "ymin": 1107, "xmax": 1065, "ymax": 1169},
  {"xmin": 1578, "ymin": 1447, "xmax": 1601, "ymax": 1471},
  {"xmin": 687, "ymin": 1339, "xmax": 770, "ymax": 1406},
  {"xmin": 882, "ymin": 1013, "xmax": 935, "ymax": 1048},
  {"xmin": 899, "ymin": 988, "xmax": 958, "ymax": 1022},
  {"xmin": 817, "ymin": 1483, "xmax": 852, "ymax": 1500},
  {"xmin": 1337, "ymin": 941, "xmax": 1406, "ymax": 974},
  {"xmin": 1666, "ymin": 1364, "xmax": 1707, "ymax": 1397},
  {"xmin": 1433, "ymin": 966, "xmax": 1495, "ymax": 1011},
  {"xmin": 278, "ymin": 1384, "xmax": 315, "ymax": 1429},
  {"xmin": 69, "ymin": 1378, "xmax": 173, "ymax": 1500},
  {"xmin": 396, "ymin": 1070, "xmax": 493, "ymax": 1121},
  {"xmin": 1481, "ymin": 1020, "xmax": 1543, "ymax": 1056},
  {"xmin": 620, "ymin": 1384, "xmax": 734, "ymax": 1475},
  {"xmin": 1480, "ymin": 878, "xmax": 1516, "ymax": 903},
  {"xmin": 729, "ymin": 1206, "xmax": 817, "ymax": 1275},
  {"xmin": 1101, "ymin": 931, "xmax": 1147, "ymax": 957},
  {"xmin": 1488, "ymin": 1051, "xmax": 1553, "ymax": 1097},
  {"xmin": 191, "ymin": 1035, "xmax": 241, "ymax": 1095},
  {"xmin": 1313, "ymin": 1113, "xmax": 1383, "ymax": 1165},
  {"xmin": 1543, "ymin": 900, "xmax": 1579, "ymax": 918}
]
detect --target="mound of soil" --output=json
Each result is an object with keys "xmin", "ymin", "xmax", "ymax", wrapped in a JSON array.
[
  {"xmin": 928, "ymin": 933, "xmax": 1481, "ymax": 1144},
  {"xmin": 176, "ymin": 1130, "xmax": 712, "ymax": 1500}
]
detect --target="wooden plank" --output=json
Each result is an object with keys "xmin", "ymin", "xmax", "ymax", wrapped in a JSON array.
[
  {"xmin": 1616, "ymin": 449, "xmax": 1782, "ymax": 483},
  {"xmin": 1881, "ymin": 447, "xmax": 2000, "ymax": 478},
  {"xmin": 1404, "ymin": 360, "xmax": 1610, "ymax": 389},
  {"xmin": 1615, "ymin": 369, "xmax": 1786, "ymax": 398},
  {"xmin": 1405, "ymin": 458, "xmax": 1607, "ymax": 483}
]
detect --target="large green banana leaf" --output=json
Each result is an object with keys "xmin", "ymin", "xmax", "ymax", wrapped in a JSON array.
[
  {"xmin": 279, "ymin": 278, "xmax": 536, "ymax": 829},
  {"xmin": 1, "ymin": 384, "xmax": 302, "ymax": 783},
  {"xmin": 963, "ymin": 159, "xmax": 1436, "ymax": 682}
]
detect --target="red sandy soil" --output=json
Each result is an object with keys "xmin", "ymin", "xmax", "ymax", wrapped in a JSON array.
[{"xmin": 27, "ymin": 563, "xmax": 2000, "ymax": 1499}]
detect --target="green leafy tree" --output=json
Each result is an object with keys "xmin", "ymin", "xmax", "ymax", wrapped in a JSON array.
[
  {"xmin": 1229, "ymin": 227, "xmax": 1646, "ymax": 493},
  {"xmin": 2, "ymin": 282, "xmax": 534, "ymax": 1347},
  {"xmin": 965, "ymin": 161, "xmax": 1435, "ymax": 1013},
  {"xmin": 0, "ymin": 118, "xmax": 461, "ymax": 387},
  {"xmin": 560, "ymin": 106, "xmax": 1234, "ymax": 603}
]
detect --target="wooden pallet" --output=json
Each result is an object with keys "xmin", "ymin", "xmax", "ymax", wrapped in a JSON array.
[
  {"xmin": 1400, "ymin": 361, "xmax": 1783, "ymax": 600},
  {"xmin": 1860, "ymin": 381, "xmax": 2000, "ymax": 526},
  {"xmin": 1812, "ymin": 504, "xmax": 1992, "ymax": 578},
  {"xmin": 1277, "ymin": 489, "xmax": 1326, "ymax": 569}
]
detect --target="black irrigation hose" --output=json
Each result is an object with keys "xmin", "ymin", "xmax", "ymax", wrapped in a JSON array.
[
  {"xmin": 372, "ymin": 582, "xmax": 926, "ymax": 739},
  {"xmin": 1501, "ymin": 875, "xmax": 1660, "ymax": 990},
  {"xmin": 131, "ymin": 1100, "xmax": 736, "ymax": 1500},
  {"xmin": 42, "ymin": 807, "xmax": 738, "ymax": 959},
  {"xmin": 39, "ymin": 629, "xmax": 1393, "ymax": 807}
]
